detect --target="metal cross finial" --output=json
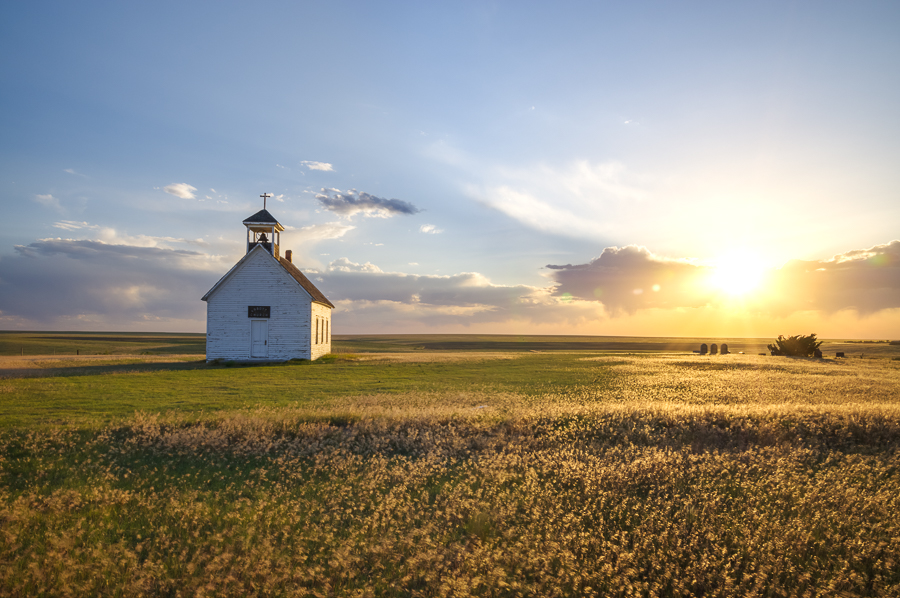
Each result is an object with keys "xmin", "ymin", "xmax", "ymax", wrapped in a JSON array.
[{"xmin": 260, "ymin": 193, "xmax": 272, "ymax": 209}]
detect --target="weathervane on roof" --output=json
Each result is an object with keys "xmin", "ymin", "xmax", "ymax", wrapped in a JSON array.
[{"xmin": 260, "ymin": 192, "xmax": 272, "ymax": 209}]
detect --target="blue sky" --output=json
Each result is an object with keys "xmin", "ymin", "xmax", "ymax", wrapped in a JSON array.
[{"xmin": 2, "ymin": 1, "xmax": 899, "ymax": 336}]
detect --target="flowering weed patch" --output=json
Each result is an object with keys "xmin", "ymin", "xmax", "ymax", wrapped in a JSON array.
[{"xmin": 1, "ymin": 354, "xmax": 899, "ymax": 596}]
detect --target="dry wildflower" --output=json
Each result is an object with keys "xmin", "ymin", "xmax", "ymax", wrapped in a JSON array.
[{"xmin": 1, "ymin": 354, "xmax": 899, "ymax": 596}]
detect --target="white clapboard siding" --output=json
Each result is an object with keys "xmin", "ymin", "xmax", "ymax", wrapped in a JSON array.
[
  {"xmin": 205, "ymin": 248, "xmax": 320, "ymax": 361},
  {"xmin": 310, "ymin": 302, "xmax": 332, "ymax": 360}
]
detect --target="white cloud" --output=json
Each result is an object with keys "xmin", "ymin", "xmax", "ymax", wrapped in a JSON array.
[
  {"xmin": 419, "ymin": 224, "xmax": 443, "ymax": 234},
  {"xmin": 467, "ymin": 160, "xmax": 649, "ymax": 239},
  {"xmin": 291, "ymin": 222, "xmax": 355, "ymax": 244},
  {"xmin": 329, "ymin": 257, "xmax": 383, "ymax": 273},
  {"xmin": 33, "ymin": 194, "xmax": 63, "ymax": 211},
  {"xmin": 52, "ymin": 220, "xmax": 94, "ymax": 231},
  {"xmin": 274, "ymin": 194, "xmax": 285, "ymax": 202},
  {"xmin": 50, "ymin": 220, "xmax": 211, "ymax": 253},
  {"xmin": 301, "ymin": 161, "xmax": 334, "ymax": 172},
  {"xmin": 63, "ymin": 168, "xmax": 87, "ymax": 177},
  {"xmin": 163, "ymin": 183, "xmax": 198, "ymax": 199}
]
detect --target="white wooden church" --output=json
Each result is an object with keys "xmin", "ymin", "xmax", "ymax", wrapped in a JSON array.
[{"xmin": 201, "ymin": 204, "xmax": 334, "ymax": 362}]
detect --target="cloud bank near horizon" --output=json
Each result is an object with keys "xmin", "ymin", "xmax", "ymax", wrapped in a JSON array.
[
  {"xmin": 0, "ymin": 238, "xmax": 222, "ymax": 330},
  {"xmin": 547, "ymin": 241, "xmax": 900, "ymax": 317},
  {"xmin": 1, "ymin": 231, "xmax": 897, "ymax": 334}
]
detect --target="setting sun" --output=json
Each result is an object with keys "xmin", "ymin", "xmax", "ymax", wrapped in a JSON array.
[{"xmin": 710, "ymin": 251, "xmax": 767, "ymax": 296}]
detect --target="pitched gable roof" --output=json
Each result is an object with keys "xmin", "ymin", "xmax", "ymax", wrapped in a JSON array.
[
  {"xmin": 277, "ymin": 256, "xmax": 335, "ymax": 308},
  {"xmin": 201, "ymin": 245, "xmax": 334, "ymax": 308}
]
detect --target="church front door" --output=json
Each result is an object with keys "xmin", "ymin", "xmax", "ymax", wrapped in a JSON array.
[{"xmin": 250, "ymin": 320, "xmax": 268, "ymax": 358}]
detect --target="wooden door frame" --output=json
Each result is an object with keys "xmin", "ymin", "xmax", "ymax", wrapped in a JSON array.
[{"xmin": 250, "ymin": 319, "xmax": 268, "ymax": 358}]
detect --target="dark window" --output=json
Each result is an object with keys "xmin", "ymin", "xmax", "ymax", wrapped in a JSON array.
[{"xmin": 248, "ymin": 306, "xmax": 270, "ymax": 318}]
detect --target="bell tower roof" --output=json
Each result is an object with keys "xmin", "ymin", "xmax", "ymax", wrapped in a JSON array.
[{"xmin": 243, "ymin": 209, "xmax": 284, "ymax": 231}]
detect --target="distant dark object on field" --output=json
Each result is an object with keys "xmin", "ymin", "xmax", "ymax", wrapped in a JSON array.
[
  {"xmin": 836, "ymin": 352, "xmax": 845, "ymax": 358},
  {"xmin": 768, "ymin": 333, "xmax": 823, "ymax": 357},
  {"xmin": 814, "ymin": 348, "xmax": 823, "ymax": 359},
  {"xmin": 759, "ymin": 353, "xmax": 766, "ymax": 356},
  {"xmin": 699, "ymin": 342, "xmax": 731, "ymax": 355}
]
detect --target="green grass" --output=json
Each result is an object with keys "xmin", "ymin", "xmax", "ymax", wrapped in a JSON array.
[
  {"xmin": 0, "ymin": 353, "xmax": 620, "ymax": 427},
  {"xmin": 0, "ymin": 331, "xmax": 205, "ymax": 356},
  {"xmin": 1, "ymin": 336, "xmax": 899, "ymax": 596},
  {"xmin": 332, "ymin": 333, "xmax": 781, "ymax": 354}
]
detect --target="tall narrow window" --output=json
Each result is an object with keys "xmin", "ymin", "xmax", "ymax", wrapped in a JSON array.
[{"xmin": 315, "ymin": 318, "xmax": 319, "ymax": 344}]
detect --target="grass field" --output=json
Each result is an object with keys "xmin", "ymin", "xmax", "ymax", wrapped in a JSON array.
[
  {"xmin": 0, "ymin": 331, "xmax": 206, "ymax": 357},
  {"xmin": 1, "ymin": 333, "xmax": 899, "ymax": 596}
]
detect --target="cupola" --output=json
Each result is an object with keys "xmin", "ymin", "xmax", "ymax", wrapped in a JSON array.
[{"xmin": 242, "ymin": 194, "xmax": 284, "ymax": 258}]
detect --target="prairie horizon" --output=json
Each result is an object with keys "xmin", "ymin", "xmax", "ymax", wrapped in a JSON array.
[{"xmin": 3, "ymin": 330, "xmax": 900, "ymax": 359}]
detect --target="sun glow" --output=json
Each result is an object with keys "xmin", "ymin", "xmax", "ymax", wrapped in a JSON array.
[{"xmin": 710, "ymin": 251, "xmax": 767, "ymax": 296}]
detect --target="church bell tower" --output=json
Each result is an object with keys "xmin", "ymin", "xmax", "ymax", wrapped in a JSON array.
[{"xmin": 242, "ymin": 193, "xmax": 284, "ymax": 258}]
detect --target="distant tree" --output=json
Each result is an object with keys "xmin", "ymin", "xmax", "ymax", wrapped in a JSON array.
[{"xmin": 767, "ymin": 333, "xmax": 823, "ymax": 357}]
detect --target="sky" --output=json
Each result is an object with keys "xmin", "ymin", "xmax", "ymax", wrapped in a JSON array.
[{"xmin": 1, "ymin": 1, "xmax": 899, "ymax": 338}]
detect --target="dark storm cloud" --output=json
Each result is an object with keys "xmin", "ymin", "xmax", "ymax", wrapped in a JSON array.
[
  {"xmin": 316, "ymin": 189, "xmax": 420, "ymax": 218},
  {"xmin": 547, "ymin": 245, "xmax": 708, "ymax": 315},
  {"xmin": 0, "ymin": 239, "xmax": 221, "ymax": 327}
]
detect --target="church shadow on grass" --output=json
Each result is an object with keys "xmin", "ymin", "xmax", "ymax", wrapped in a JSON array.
[{"xmin": 0, "ymin": 359, "xmax": 212, "ymax": 380}]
